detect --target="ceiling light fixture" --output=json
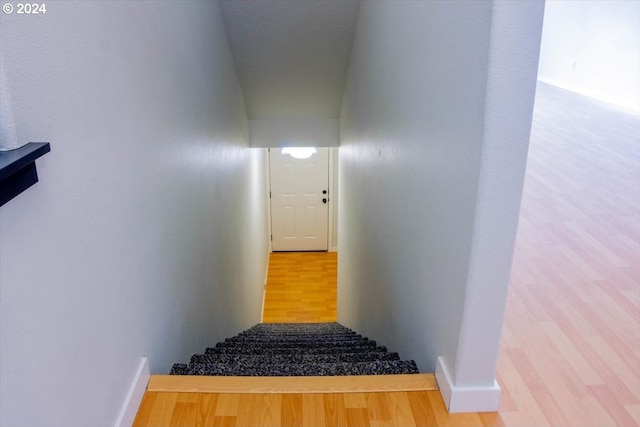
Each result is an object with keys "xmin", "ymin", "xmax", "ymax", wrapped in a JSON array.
[{"xmin": 281, "ymin": 147, "xmax": 317, "ymax": 159}]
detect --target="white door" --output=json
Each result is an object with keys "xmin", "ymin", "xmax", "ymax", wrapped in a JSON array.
[{"xmin": 269, "ymin": 147, "xmax": 329, "ymax": 251}]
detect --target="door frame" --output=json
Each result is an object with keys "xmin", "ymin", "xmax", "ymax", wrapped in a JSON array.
[{"xmin": 265, "ymin": 147, "xmax": 338, "ymax": 253}]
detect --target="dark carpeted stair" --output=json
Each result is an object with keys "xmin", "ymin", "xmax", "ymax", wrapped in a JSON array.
[{"xmin": 170, "ymin": 322, "xmax": 419, "ymax": 376}]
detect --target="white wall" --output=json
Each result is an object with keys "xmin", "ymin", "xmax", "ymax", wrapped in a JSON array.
[
  {"xmin": 0, "ymin": 2, "xmax": 269, "ymax": 426},
  {"xmin": 338, "ymin": 0, "xmax": 543, "ymax": 411},
  {"xmin": 249, "ymin": 118, "xmax": 339, "ymax": 148},
  {"xmin": 538, "ymin": 0, "xmax": 640, "ymax": 112}
]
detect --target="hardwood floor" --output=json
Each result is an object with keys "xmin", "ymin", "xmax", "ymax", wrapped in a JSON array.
[
  {"xmin": 496, "ymin": 83, "xmax": 640, "ymax": 427},
  {"xmin": 262, "ymin": 252, "xmax": 337, "ymax": 323},
  {"xmin": 133, "ymin": 83, "xmax": 639, "ymax": 426},
  {"xmin": 133, "ymin": 390, "xmax": 504, "ymax": 427}
]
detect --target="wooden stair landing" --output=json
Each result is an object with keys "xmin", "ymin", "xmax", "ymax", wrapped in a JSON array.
[{"xmin": 148, "ymin": 373, "xmax": 437, "ymax": 394}]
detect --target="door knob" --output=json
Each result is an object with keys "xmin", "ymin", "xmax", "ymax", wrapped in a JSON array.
[
  {"xmin": 322, "ymin": 190, "xmax": 327, "ymax": 194},
  {"xmin": 322, "ymin": 198, "xmax": 327, "ymax": 203}
]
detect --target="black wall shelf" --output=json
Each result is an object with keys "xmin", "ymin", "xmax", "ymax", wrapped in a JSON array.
[{"xmin": 0, "ymin": 142, "xmax": 51, "ymax": 207}]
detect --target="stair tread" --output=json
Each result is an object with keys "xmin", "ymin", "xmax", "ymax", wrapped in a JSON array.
[
  {"xmin": 248, "ymin": 322, "xmax": 351, "ymax": 329},
  {"xmin": 170, "ymin": 322, "xmax": 420, "ymax": 378},
  {"xmin": 244, "ymin": 324, "xmax": 354, "ymax": 334},
  {"xmin": 233, "ymin": 333, "xmax": 361, "ymax": 341},
  {"xmin": 171, "ymin": 360, "xmax": 419, "ymax": 376},
  {"xmin": 190, "ymin": 352, "xmax": 401, "ymax": 365},
  {"xmin": 205, "ymin": 345, "xmax": 389, "ymax": 355},
  {"xmin": 216, "ymin": 339, "xmax": 376, "ymax": 349},
  {"xmin": 241, "ymin": 329, "xmax": 357, "ymax": 334},
  {"xmin": 150, "ymin": 373, "xmax": 438, "ymax": 394}
]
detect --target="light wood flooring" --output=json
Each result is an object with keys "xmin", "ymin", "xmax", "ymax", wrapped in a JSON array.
[
  {"xmin": 262, "ymin": 251, "xmax": 337, "ymax": 323},
  {"xmin": 495, "ymin": 83, "xmax": 640, "ymax": 427},
  {"xmin": 133, "ymin": 389, "xmax": 504, "ymax": 427},
  {"xmin": 134, "ymin": 84, "xmax": 639, "ymax": 426}
]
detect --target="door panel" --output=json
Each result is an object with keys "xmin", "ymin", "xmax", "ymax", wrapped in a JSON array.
[{"xmin": 270, "ymin": 148, "xmax": 329, "ymax": 251}]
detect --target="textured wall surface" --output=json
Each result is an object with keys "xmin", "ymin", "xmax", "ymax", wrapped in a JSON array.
[
  {"xmin": 0, "ymin": 2, "xmax": 269, "ymax": 425},
  {"xmin": 339, "ymin": 0, "xmax": 493, "ymax": 375},
  {"xmin": 338, "ymin": 0, "xmax": 543, "ymax": 393}
]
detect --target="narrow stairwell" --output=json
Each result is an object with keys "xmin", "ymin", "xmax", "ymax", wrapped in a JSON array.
[
  {"xmin": 136, "ymin": 252, "xmax": 439, "ymax": 424},
  {"xmin": 170, "ymin": 322, "xmax": 419, "ymax": 377}
]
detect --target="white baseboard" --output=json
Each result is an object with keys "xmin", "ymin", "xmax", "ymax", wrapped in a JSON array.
[
  {"xmin": 114, "ymin": 357, "xmax": 150, "ymax": 427},
  {"xmin": 264, "ymin": 252, "xmax": 270, "ymax": 286},
  {"xmin": 435, "ymin": 356, "xmax": 501, "ymax": 413},
  {"xmin": 261, "ymin": 252, "xmax": 270, "ymax": 323}
]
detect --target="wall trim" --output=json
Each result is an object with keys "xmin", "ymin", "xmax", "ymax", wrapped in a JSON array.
[
  {"xmin": 114, "ymin": 357, "xmax": 150, "ymax": 427},
  {"xmin": 265, "ymin": 148, "xmax": 273, "ymax": 254},
  {"xmin": 435, "ymin": 357, "xmax": 501, "ymax": 413},
  {"xmin": 327, "ymin": 146, "xmax": 337, "ymax": 252},
  {"xmin": 267, "ymin": 147, "xmax": 336, "ymax": 252},
  {"xmin": 261, "ymin": 252, "xmax": 270, "ymax": 323}
]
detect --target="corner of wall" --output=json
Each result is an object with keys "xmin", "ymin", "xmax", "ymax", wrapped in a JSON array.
[
  {"xmin": 114, "ymin": 357, "xmax": 150, "ymax": 427},
  {"xmin": 435, "ymin": 357, "xmax": 501, "ymax": 413}
]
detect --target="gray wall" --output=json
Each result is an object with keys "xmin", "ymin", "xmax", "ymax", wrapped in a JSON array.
[
  {"xmin": 249, "ymin": 118, "xmax": 339, "ymax": 148},
  {"xmin": 0, "ymin": 2, "xmax": 269, "ymax": 425},
  {"xmin": 338, "ymin": 0, "xmax": 543, "ymax": 395}
]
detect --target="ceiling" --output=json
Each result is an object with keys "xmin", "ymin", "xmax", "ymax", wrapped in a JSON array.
[{"xmin": 219, "ymin": 0, "xmax": 361, "ymax": 119}]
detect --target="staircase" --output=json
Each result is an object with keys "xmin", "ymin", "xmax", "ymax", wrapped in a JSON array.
[{"xmin": 170, "ymin": 322, "xmax": 419, "ymax": 377}]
